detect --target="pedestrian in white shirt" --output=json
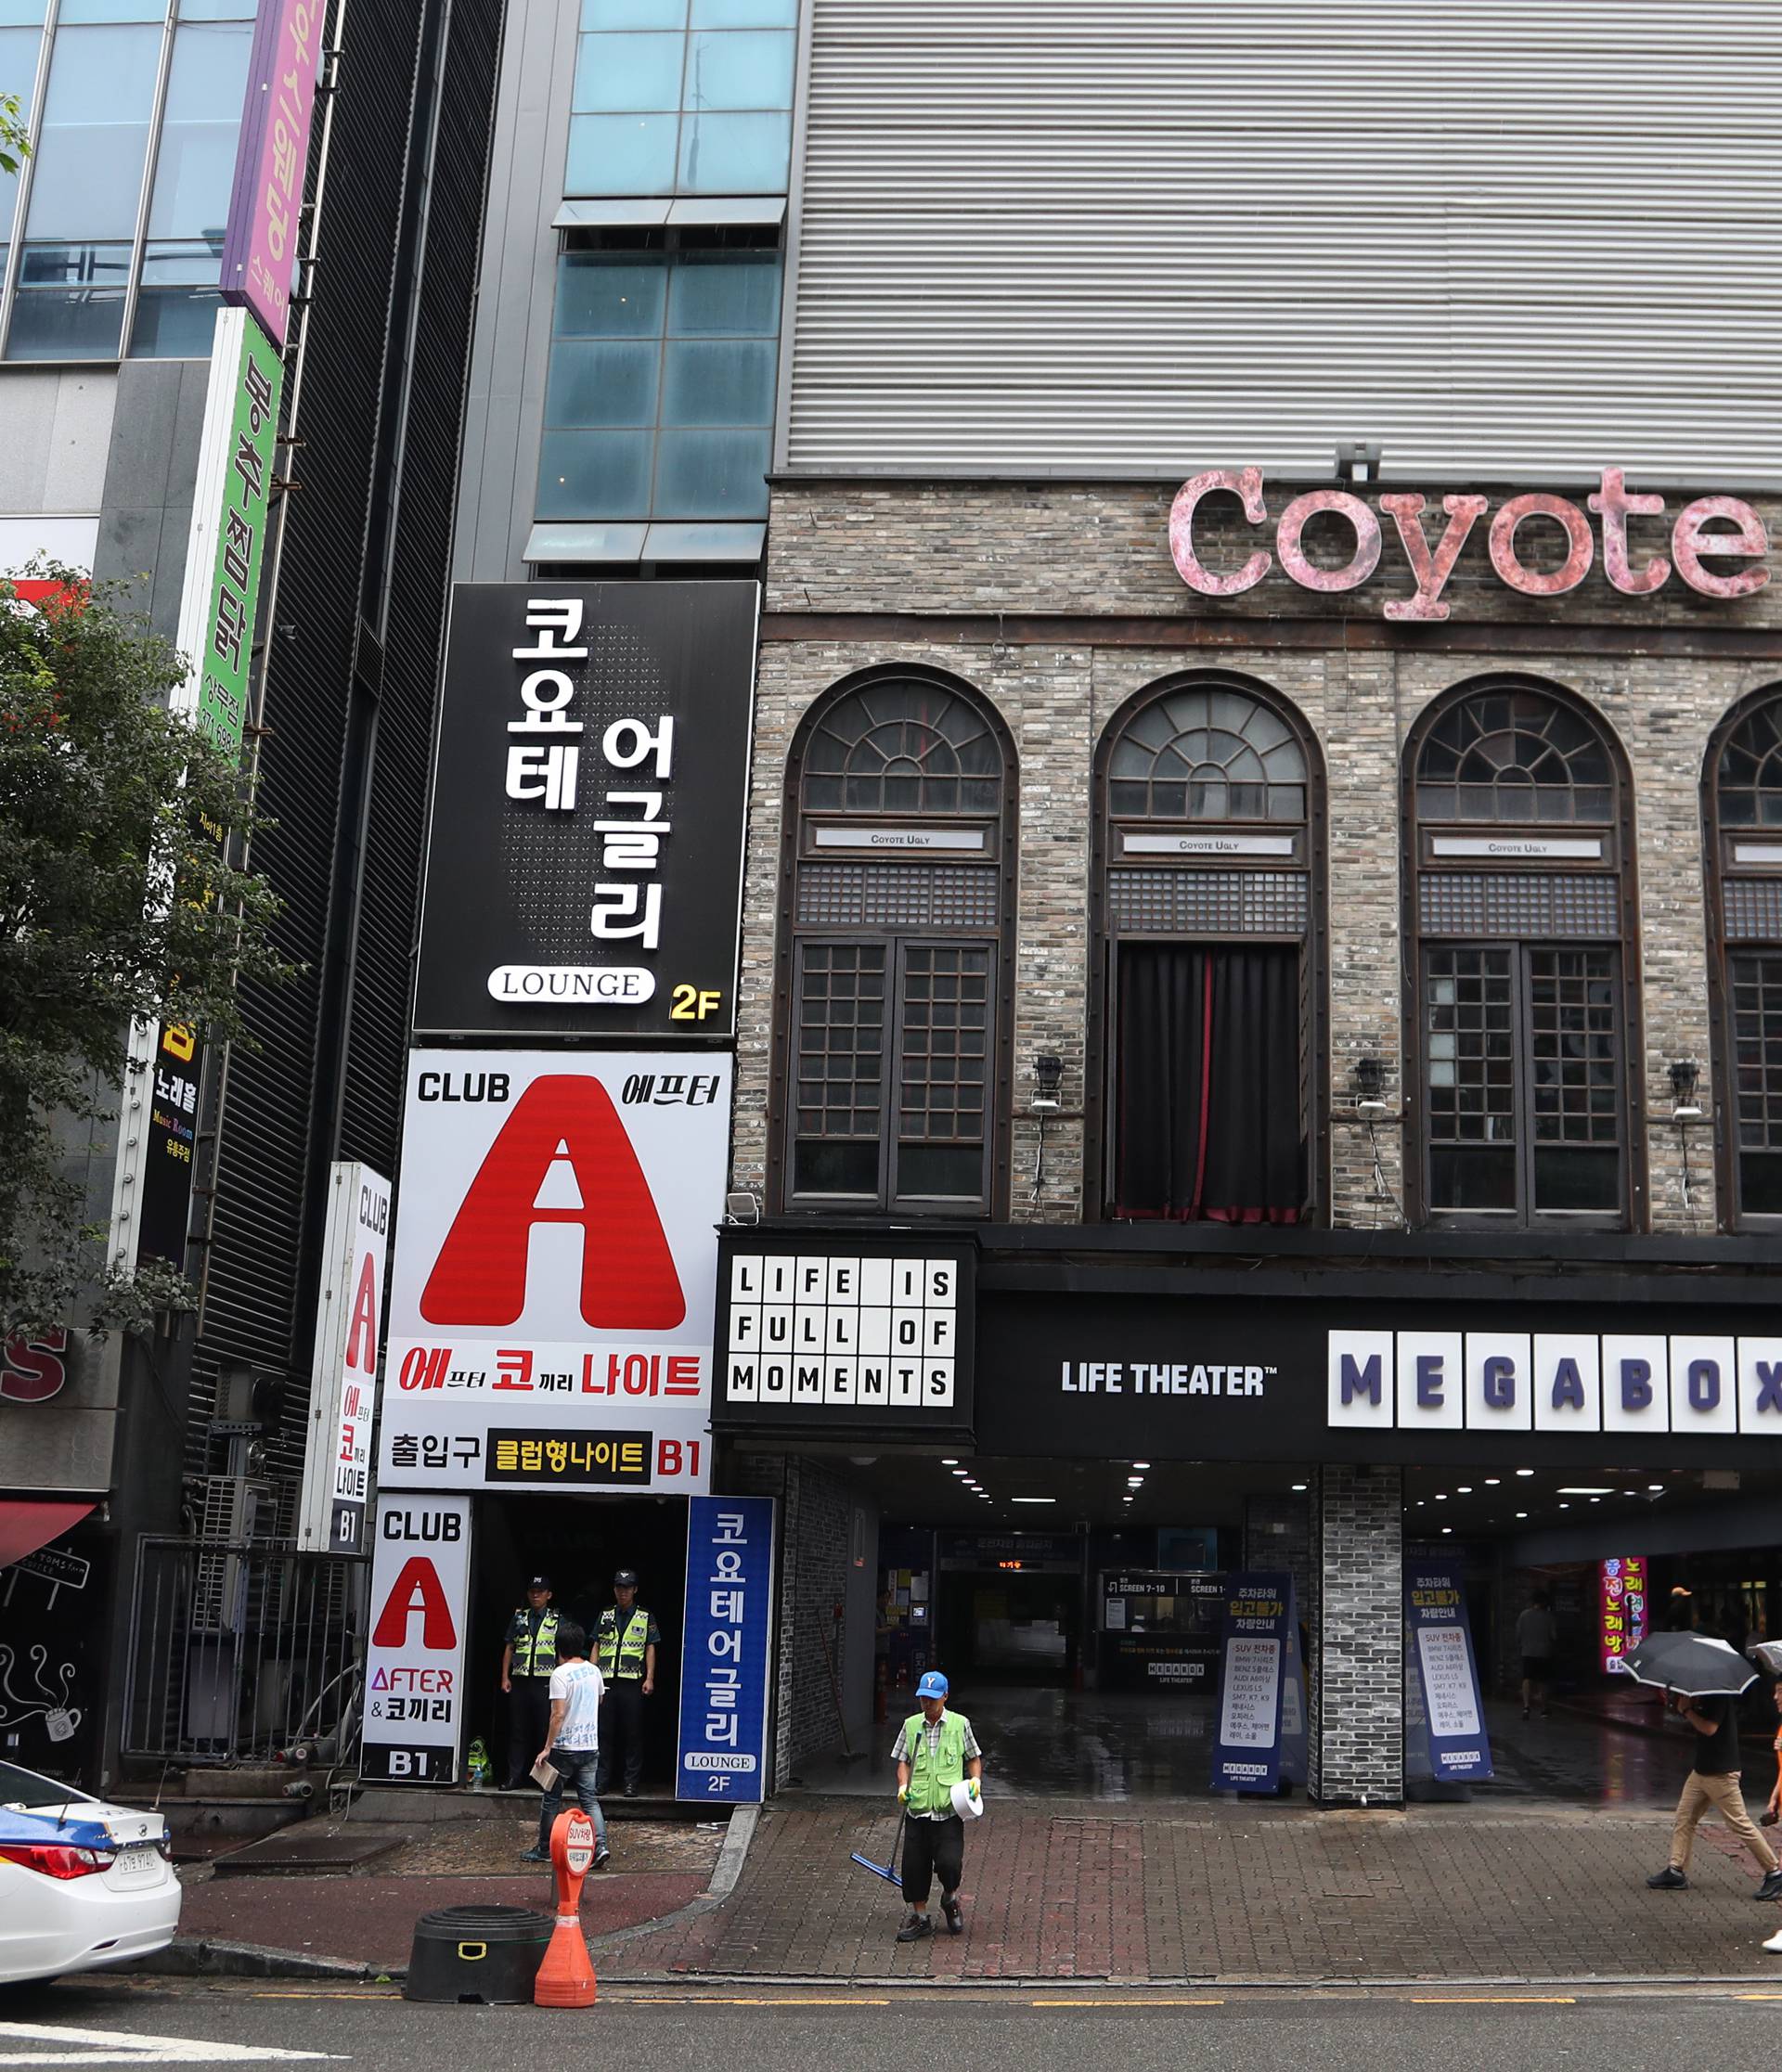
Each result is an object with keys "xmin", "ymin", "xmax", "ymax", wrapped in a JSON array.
[{"xmin": 521, "ymin": 1621, "xmax": 609, "ymax": 1868}]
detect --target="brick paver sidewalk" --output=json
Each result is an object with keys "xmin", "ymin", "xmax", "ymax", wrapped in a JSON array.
[{"xmin": 605, "ymin": 1795, "xmax": 1782, "ymax": 1984}]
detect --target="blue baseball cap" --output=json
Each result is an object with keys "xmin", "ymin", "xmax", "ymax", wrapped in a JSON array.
[{"xmin": 916, "ymin": 1670, "xmax": 949, "ymax": 1699}]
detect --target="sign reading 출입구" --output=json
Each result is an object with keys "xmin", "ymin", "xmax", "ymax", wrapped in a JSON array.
[
  {"xmin": 412, "ymin": 583, "xmax": 758, "ymax": 1041},
  {"xmin": 380, "ymin": 1051, "xmax": 730, "ymax": 1494}
]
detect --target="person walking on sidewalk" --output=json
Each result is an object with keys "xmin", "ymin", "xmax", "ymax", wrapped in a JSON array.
[
  {"xmin": 521, "ymin": 1620, "xmax": 609, "ymax": 1870},
  {"xmin": 595, "ymin": 1568, "xmax": 661, "ymax": 1797},
  {"xmin": 498, "ymin": 1575, "xmax": 559, "ymax": 1790},
  {"xmin": 1646, "ymin": 1685, "xmax": 1782, "ymax": 1898},
  {"xmin": 1516, "ymin": 1590, "xmax": 1557, "ymax": 1719},
  {"xmin": 892, "ymin": 1670, "xmax": 982, "ymax": 1944}
]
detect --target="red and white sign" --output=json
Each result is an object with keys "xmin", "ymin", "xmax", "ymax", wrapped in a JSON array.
[
  {"xmin": 380, "ymin": 1050, "xmax": 730, "ymax": 1494},
  {"xmin": 361, "ymin": 1493, "xmax": 472, "ymax": 1783},
  {"xmin": 298, "ymin": 1163, "xmax": 392, "ymax": 1555},
  {"xmin": 1, "ymin": 1330, "xmax": 73, "ymax": 1405},
  {"xmin": 1170, "ymin": 467, "xmax": 1771, "ymax": 622}
]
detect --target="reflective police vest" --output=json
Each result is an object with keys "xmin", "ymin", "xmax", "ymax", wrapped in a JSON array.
[
  {"xmin": 510, "ymin": 1609, "xmax": 559, "ymax": 1678},
  {"xmin": 597, "ymin": 1607, "xmax": 652, "ymax": 1680},
  {"xmin": 901, "ymin": 1711, "xmax": 969, "ymax": 1816}
]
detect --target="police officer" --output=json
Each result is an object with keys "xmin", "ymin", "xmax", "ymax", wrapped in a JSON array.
[
  {"xmin": 594, "ymin": 1568, "xmax": 660, "ymax": 1796},
  {"xmin": 498, "ymin": 1574, "xmax": 559, "ymax": 1790}
]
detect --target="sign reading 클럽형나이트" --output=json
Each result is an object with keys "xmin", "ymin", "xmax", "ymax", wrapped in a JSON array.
[
  {"xmin": 379, "ymin": 1050, "xmax": 730, "ymax": 1495},
  {"xmin": 296, "ymin": 1163, "xmax": 391, "ymax": 1556},
  {"xmin": 411, "ymin": 583, "xmax": 758, "ymax": 1041},
  {"xmin": 361, "ymin": 1494, "xmax": 472, "ymax": 1785},
  {"xmin": 675, "ymin": 1495, "xmax": 775, "ymax": 1804}
]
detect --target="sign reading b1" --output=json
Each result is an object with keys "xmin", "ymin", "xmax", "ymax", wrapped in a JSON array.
[
  {"xmin": 360, "ymin": 1495, "xmax": 472, "ymax": 1785},
  {"xmin": 412, "ymin": 583, "xmax": 758, "ymax": 1040}
]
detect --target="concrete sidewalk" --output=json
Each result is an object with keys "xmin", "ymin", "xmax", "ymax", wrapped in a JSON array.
[{"xmin": 614, "ymin": 1795, "xmax": 1782, "ymax": 1986}]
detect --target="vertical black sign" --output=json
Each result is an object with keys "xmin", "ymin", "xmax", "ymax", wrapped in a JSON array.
[
  {"xmin": 136, "ymin": 1023, "xmax": 202, "ymax": 1271},
  {"xmin": 412, "ymin": 582, "xmax": 759, "ymax": 1040}
]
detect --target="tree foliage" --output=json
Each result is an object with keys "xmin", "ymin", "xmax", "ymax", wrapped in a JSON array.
[{"xmin": 0, "ymin": 568, "xmax": 289, "ymax": 1338}]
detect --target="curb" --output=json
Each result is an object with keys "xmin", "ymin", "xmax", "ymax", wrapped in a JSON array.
[{"xmin": 131, "ymin": 1802, "xmax": 763, "ymax": 1982}]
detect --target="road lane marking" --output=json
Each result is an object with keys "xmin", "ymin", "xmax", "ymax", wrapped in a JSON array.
[
  {"xmin": 1029, "ymin": 1998, "xmax": 1224, "ymax": 2007},
  {"xmin": 0, "ymin": 2019, "xmax": 342, "ymax": 2063},
  {"xmin": 1409, "ymin": 1997, "xmax": 1576, "ymax": 2004},
  {"xmin": 610, "ymin": 1996, "xmax": 892, "ymax": 2005}
]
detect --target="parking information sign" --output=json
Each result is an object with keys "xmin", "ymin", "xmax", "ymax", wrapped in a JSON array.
[
  {"xmin": 361, "ymin": 1495, "xmax": 472, "ymax": 1784},
  {"xmin": 1210, "ymin": 1572, "xmax": 1291, "ymax": 1794},
  {"xmin": 1405, "ymin": 1564, "xmax": 1493, "ymax": 1784},
  {"xmin": 675, "ymin": 1496, "xmax": 775, "ymax": 1804}
]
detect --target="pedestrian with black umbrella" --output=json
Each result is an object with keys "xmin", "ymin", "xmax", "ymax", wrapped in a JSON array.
[{"xmin": 1624, "ymin": 1630, "xmax": 1782, "ymax": 1899}]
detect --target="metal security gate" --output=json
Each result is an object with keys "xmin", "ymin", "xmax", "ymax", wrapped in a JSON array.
[{"xmin": 124, "ymin": 1538, "xmax": 368, "ymax": 1767}]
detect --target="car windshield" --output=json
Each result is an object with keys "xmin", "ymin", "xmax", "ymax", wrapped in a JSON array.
[{"xmin": 0, "ymin": 1758, "xmax": 96, "ymax": 1810}]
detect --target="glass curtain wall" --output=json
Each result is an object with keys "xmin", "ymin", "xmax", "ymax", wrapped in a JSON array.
[{"xmin": 1, "ymin": 0, "xmax": 253, "ymax": 361}]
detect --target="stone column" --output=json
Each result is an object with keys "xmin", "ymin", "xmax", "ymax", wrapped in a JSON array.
[{"xmin": 1308, "ymin": 1463, "xmax": 1404, "ymax": 1807}]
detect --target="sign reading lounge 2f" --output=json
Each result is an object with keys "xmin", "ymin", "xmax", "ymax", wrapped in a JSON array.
[{"xmin": 1328, "ymin": 1331, "xmax": 1782, "ymax": 1437}]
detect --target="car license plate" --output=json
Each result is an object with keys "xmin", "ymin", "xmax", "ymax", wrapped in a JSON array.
[{"xmin": 115, "ymin": 1842, "xmax": 160, "ymax": 1878}]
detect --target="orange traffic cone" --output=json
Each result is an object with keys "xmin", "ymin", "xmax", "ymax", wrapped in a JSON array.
[{"xmin": 533, "ymin": 1809, "xmax": 598, "ymax": 2008}]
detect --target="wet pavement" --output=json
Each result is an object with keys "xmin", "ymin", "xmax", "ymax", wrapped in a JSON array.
[{"xmin": 791, "ymin": 1683, "xmax": 1723, "ymax": 1808}]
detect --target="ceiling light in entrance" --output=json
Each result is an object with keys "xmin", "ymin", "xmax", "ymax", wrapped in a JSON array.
[
  {"xmin": 1516, "ymin": 1469, "xmax": 1534, "ymax": 1477},
  {"xmin": 1010, "ymin": 1497, "xmax": 1055, "ymax": 1505},
  {"xmin": 1557, "ymin": 1487, "xmax": 1612, "ymax": 1496},
  {"xmin": 1647, "ymin": 1484, "xmax": 1665, "ymax": 1492},
  {"xmin": 1131, "ymin": 1461, "xmax": 1150, "ymax": 1470},
  {"xmin": 1291, "ymin": 1483, "xmax": 1308, "ymax": 1492}
]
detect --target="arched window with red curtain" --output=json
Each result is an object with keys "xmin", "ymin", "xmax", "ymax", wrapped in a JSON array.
[{"xmin": 1089, "ymin": 674, "xmax": 1326, "ymax": 1226}]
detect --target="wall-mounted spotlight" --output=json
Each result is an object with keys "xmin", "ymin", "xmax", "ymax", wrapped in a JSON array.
[
  {"xmin": 1352, "ymin": 1054, "xmax": 1388, "ymax": 1115},
  {"xmin": 1335, "ymin": 440, "xmax": 1384, "ymax": 485},
  {"xmin": 1032, "ymin": 1053, "xmax": 1063, "ymax": 1113},
  {"xmin": 1668, "ymin": 1059, "xmax": 1702, "ymax": 1121}
]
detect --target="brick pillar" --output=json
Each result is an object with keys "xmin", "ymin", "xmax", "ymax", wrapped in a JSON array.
[{"xmin": 1308, "ymin": 1464, "xmax": 1403, "ymax": 1807}]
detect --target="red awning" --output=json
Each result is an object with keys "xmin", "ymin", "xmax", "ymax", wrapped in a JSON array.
[{"xmin": 0, "ymin": 1501, "xmax": 94, "ymax": 1569}]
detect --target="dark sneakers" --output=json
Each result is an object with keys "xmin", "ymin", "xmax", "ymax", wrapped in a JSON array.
[
  {"xmin": 1646, "ymin": 1866, "xmax": 1689, "ymax": 1889},
  {"xmin": 520, "ymin": 1846, "xmax": 549, "ymax": 1863},
  {"xmin": 1755, "ymin": 1869, "xmax": 1782, "ymax": 1901},
  {"xmin": 896, "ymin": 1911, "xmax": 933, "ymax": 1943},
  {"xmin": 941, "ymin": 1895, "xmax": 963, "ymax": 1936}
]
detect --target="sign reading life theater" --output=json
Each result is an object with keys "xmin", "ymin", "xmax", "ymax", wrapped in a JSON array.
[
  {"xmin": 713, "ymin": 1232, "xmax": 976, "ymax": 1442},
  {"xmin": 412, "ymin": 584, "xmax": 758, "ymax": 1041}
]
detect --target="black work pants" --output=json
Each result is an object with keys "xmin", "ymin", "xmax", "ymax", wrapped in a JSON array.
[
  {"xmin": 505, "ymin": 1678, "xmax": 551, "ymax": 1786},
  {"xmin": 597, "ymin": 1679, "xmax": 647, "ymax": 1793},
  {"xmin": 899, "ymin": 1813, "xmax": 964, "ymax": 1906}
]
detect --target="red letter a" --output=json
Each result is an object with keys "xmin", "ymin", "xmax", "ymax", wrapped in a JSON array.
[
  {"xmin": 344, "ymin": 1251, "xmax": 380, "ymax": 1372},
  {"xmin": 372, "ymin": 1557, "xmax": 457, "ymax": 1650},
  {"xmin": 420, "ymin": 1075, "xmax": 686, "ymax": 1330}
]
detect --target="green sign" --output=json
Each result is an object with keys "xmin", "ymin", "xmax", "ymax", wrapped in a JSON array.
[{"xmin": 195, "ymin": 313, "xmax": 283, "ymax": 760}]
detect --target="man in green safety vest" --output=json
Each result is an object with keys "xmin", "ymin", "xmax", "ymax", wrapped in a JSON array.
[
  {"xmin": 498, "ymin": 1574, "xmax": 559, "ymax": 1789},
  {"xmin": 892, "ymin": 1670, "xmax": 983, "ymax": 1942},
  {"xmin": 595, "ymin": 1567, "xmax": 661, "ymax": 1796}
]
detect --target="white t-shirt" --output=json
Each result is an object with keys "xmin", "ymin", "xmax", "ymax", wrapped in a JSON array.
[{"xmin": 549, "ymin": 1659, "xmax": 605, "ymax": 1751}]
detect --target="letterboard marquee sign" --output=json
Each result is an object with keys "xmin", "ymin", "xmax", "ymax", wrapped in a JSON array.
[
  {"xmin": 413, "ymin": 582, "xmax": 758, "ymax": 1040},
  {"xmin": 712, "ymin": 1230, "xmax": 976, "ymax": 1442}
]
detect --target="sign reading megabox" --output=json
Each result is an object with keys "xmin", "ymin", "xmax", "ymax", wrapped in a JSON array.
[
  {"xmin": 412, "ymin": 583, "xmax": 758, "ymax": 1040},
  {"xmin": 712, "ymin": 1234, "xmax": 976, "ymax": 1440},
  {"xmin": 380, "ymin": 1051, "xmax": 730, "ymax": 1493},
  {"xmin": 1328, "ymin": 1330, "xmax": 1782, "ymax": 1436}
]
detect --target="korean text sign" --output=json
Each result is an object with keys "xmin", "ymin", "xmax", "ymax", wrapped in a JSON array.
[
  {"xmin": 379, "ymin": 1050, "xmax": 729, "ymax": 1494},
  {"xmin": 220, "ymin": 0, "xmax": 323, "ymax": 350},
  {"xmin": 361, "ymin": 1495, "xmax": 472, "ymax": 1785},
  {"xmin": 1404, "ymin": 1564, "xmax": 1493, "ymax": 1782},
  {"xmin": 1600, "ymin": 1556, "xmax": 1648, "ymax": 1675},
  {"xmin": 298, "ymin": 1163, "xmax": 391, "ymax": 1555},
  {"xmin": 676, "ymin": 1496, "xmax": 775, "ymax": 1803},
  {"xmin": 412, "ymin": 584, "xmax": 758, "ymax": 1040},
  {"xmin": 1210, "ymin": 1572, "xmax": 1291, "ymax": 1793}
]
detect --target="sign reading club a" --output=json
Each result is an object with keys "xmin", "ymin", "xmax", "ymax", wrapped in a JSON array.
[{"xmin": 1328, "ymin": 1330, "xmax": 1782, "ymax": 1437}]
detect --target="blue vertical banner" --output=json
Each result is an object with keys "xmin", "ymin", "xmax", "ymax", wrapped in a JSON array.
[
  {"xmin": 675, "ymin": 1495, "xmax": 776, "ymax": 1804},
  {"xmin": 1280, "ymin": 1582, "xmax": 1308, "ymax": 1788},
  {"xmin": 1404, "ymin": 1564, "xmax": 1492, "ymax": 1784},
  {"xmin": 1210, "ymin": 1571, "xmax": 1291, "ymax": 1794}
]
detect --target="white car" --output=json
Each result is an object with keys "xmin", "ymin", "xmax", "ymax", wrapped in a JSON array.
[{"xmin": 0, "ymin": 1758, "xmax": 181, "ymax": 1986}]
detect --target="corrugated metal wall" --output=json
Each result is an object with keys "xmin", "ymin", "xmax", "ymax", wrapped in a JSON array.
[{"xmin": 784, "ymin": 2, "xmax": 1782, "ymax": 483}]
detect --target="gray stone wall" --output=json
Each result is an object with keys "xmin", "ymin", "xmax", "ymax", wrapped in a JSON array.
[
  {"xmin": 1309, "ymin": 1465, "xmax": 1404, "ymax": 1807},
  {"xmin": 731, "ymin": 479, "xmax": 1779, "ymax": 1229}
]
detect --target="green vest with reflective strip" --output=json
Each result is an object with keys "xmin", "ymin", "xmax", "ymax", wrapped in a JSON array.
[
  {"xmin": 511, "ymin": 1608, "xmax": 559, "ymax": 1677},
  {"xmin": 901, "ymin": 1711, "xmax": 968, "ymax": 1815},
  {"xmin": 598, "ymin": 1606, "xmax": 652, "ymax": 1679}
]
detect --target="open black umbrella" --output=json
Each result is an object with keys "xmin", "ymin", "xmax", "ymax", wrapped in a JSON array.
[{"xmin": 1620, "ymin": 1630, "xmax": 1757, "ymax": 1698}]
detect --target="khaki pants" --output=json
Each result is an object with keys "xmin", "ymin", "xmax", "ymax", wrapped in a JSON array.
[{"xmin": 1669, "ymin": 1770, "xmax": 1778, "ymax": 1873}]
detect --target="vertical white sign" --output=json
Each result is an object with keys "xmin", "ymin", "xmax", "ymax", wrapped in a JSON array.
[
  {"xmin": 298, "ymin": 1162, "xmax": 392, "ymax": 1554},
  {"xmin": 359, "ymin": 1494, "xmax": 472, "ymax": 1784}
]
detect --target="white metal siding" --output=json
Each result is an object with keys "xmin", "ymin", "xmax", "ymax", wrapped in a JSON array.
[{"xmin": 784, "ymin": 3, "xmax": 1782, "ymax": 483}]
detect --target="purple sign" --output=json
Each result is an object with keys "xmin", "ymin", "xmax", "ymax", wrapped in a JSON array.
[{"xmin": 219, "ymin": 0, "xmax": 324, "ymax": 349}]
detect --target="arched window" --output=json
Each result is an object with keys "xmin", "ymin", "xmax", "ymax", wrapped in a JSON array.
[
  {"xmin": 1705, "ymin": 688, "xmax": 1782, "ymax": 1224},
  {"xmin": 1088, "ymin": 675, "xmax": 1325, "ymax": 1224},
  {"xmin": 772, "ymin": 670, "xmax": 1015, "ymax": 1216},
  {"xmin": 1404, "ymin": 679, "xmax": 1639, "ymax": 1228}
]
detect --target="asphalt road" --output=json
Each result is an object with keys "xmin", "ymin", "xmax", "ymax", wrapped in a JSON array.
[{"xmin": 6, "ymin": 1978, "xmax": 1782, "ymax": 2068}]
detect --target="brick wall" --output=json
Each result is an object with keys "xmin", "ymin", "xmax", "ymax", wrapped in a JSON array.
[
  {"xmin": 730, "ymin": 479, "xmax": 1780, "ymax": 1230},
  {"xmin": 1243, "ymin": 1493, "xmax": 1312, "ymax": 1621},
  {"xmin": 1308, "ymin": 1465, "xmax": 1404, "ymax": 1807}
]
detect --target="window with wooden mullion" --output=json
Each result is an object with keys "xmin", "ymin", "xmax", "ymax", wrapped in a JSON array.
[
  {"xmin": 790, "ymin": 938, "xmax": 992, "ymax": 1212},
  {"xmin": 1731, "ymin": 950, "xmax": 1782, "ymax": 1216}
]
